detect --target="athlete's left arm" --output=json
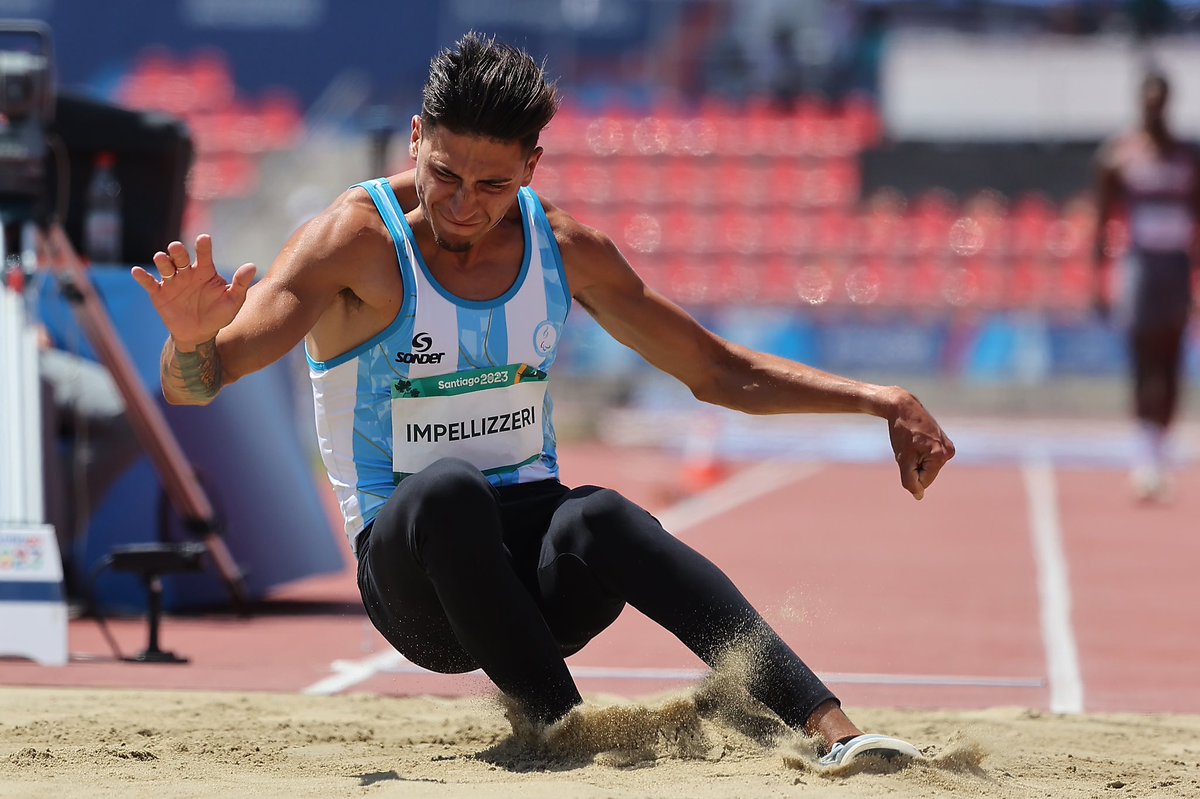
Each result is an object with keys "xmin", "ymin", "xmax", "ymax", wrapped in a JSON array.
[
  {"xmin": 1191, "ymin": 146, "xmax": 1200, "ymax": 270},
  {"xmin": 550, "ymin": 204, "xmax": 954, "ymax": 499}
]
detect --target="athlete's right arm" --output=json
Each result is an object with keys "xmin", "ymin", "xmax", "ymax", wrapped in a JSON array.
[
  {"xmin": 1091, "ymin": 142, "xmax": 1121, "ymax": 318},
  {"xmin": 131, "ymin": 195, "xmax": 371, "ymax": 405}
]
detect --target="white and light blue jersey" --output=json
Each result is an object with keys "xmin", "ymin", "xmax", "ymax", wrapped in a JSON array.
[{"xmin": 307, "ymin": 180, "xmax": 571, "ymax": 552}]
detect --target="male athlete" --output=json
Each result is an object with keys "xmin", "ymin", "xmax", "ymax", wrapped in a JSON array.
[
  {"xmin": 132, "ymin": 33, "xmax": 954, "ymax": 767},
  {"xmin": 1093, "ymin": 70, "xmax": 1200, "ymax": 501}
]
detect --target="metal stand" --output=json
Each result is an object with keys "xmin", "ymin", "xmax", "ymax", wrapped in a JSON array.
[
  {"xmin": 38, "ymin": 224, "xmax": 250, "ymax": 614},
  {"xmin": 125, "ymin": 574, "xmax": 186, "ymax": 663},
  {"xmin": 109, "ymin": 542, "xmax": 207, "ymax": 664}
]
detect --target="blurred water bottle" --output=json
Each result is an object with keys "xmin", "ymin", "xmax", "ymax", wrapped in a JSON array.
[{"xmin": 85, "ymin": 151, "xmax": 122, "ymax": 263}]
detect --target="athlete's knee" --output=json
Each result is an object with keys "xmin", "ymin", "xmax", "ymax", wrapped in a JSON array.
[
  {"xmin": 565, "ymin": 487, "xmax": 666, "ymax": 552},
  {"xmin": 586, "ymin": 487, "xmax": 658, "ymax": 526},
  {"xmin": 392, "ymin": 637, "xmax": 477, "ymax": 675},
  {"xmin": 404, "ymin": 457, "xmax": 493, "ymax": 519},
  {"xmin": 371, "ymin": 458, "xmax": 496, "ymax": 559}
]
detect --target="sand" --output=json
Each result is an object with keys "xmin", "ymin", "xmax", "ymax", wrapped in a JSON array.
[{"xmin": 3, "ymin": 678, "xmax": 1200, "ymax": 799}]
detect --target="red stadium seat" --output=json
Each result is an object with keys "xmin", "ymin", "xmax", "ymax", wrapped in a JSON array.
[
  {"xmin": 843, "ymin": 261, "xmax": 887, "ymax": 306},
  {"xmin": 901, "ymin": 257, "xmax": 948, "ymax": 309},
  {"xmin": 1049, "ymin": 258, "xmax": 1093, "ymax": 313},
  {"xmin": 697, "ymin": 100, "xmax": 742, "ymax": 157},
  {"xmin": 1010, "ymin": 192, "xmax": 1055, "ymax": 258},
  {"xmin": 258, "ymin": 91, "xmax": 303, "ymax": 150},
  {"xmin": 803, "ymin": 159, "xmax": 859, "ymax": 208},
  {"xmin": 660, "ymin": 209, "xmax": 718, "ymax": 255},
  {"xmin": 764, "ymin": 210, "xmax": 817, "ymax": 257},
  {"xmin": 758, "ymin": 257, "xmax": 803, "ymax": 303},
  {"xmin": 811, "ymin": 209, "xmax": 853, "ymax": 256},
  {"xmin": 583, "ymin": 116, "xmax": 628, "ymax": 158},
  {"xmin": 632, "ymin": 258, "xmax": 667, "ymax": 293},
  {"xmin": 223, "ymin": 103, "xmax": 270, "ymax": 154},
  {"xmin": 793, "ymin": 259, "xmax": 840, "ymax": 306},
  {"xmin": 712, "ymin": 256, "xmax": 764, "ymax": 303},
  {"xmin": 714, "ymin": 160, "xmax": 770, "ymax": 209},
  {"xmin": 613, "ymin": 158, "xmax": 662, "ymax": 206},
  {"xmin": 531, "ymin": 163, "xmax": 563, "ymax": 200},
  {"xmin": 907, "ymin": 205, "xmax": 954, "ymax": 259},
  {"xmin": 664, "ymin": 158, "xmax": 718, "ymax": 207},
  {"xmin": 188, "ymin": 50, "xmax": 236, "ymax": 113},
  {"xmin": 573, "ymin": 208, "xmax": 614, "ymax": 236},
  {"xmin": 718, "ymin": 211, "xmax": 768, "ymax": 255},
  {"xmin": 858, "ymin": 210, "xmax": 901, "ymax": 260},
  {"xmin": 631, "ymin": 116, "xmax": 672, "ymax": 157},
  {"xmin": 940, "ymin": 257, "xmax": 1005, "ymax": 309},
  {"xmin": 1006, "ymin": 258, "xmax": 1053, "ymax": 310},
  {"xmin": 541, "ymin": 104, "xmax": 589, "ymax": 157},
  {"xmin": 665, "ymin": 256, "xmax": 715, "ymax": 304},
  {"xmin": 1044, "ymin": 217, "xmax": 1085, "ymax": 260},
  {"xmin": 842, "ymin": 94, "xmax": 883, "ymax": 150},
  {"xmin": 767, "ymin": 161, "xmax": 809, "ymax": 208},
  {"xmin": 578, "ymin": 162, "xmax": 616, "ymax": 205},
  {"xmin": 187, "ymin": 154, "xmax": 258, "ymax": 201},
  {"xmin": 620, "ymin": 211, "xmax": 665, "ymax": 255},
  {"xmin": 872, "ymin": 258, "xmax": 914, "ymax": 307},
  {"xmin": 129, "ymin": 57, "xmax": 197, "ymax": 116}
]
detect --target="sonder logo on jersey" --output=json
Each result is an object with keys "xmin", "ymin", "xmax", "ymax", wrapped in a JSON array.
[{"xmin": 395, "ymin": 332, "xmax": 446, "ymax": 364}]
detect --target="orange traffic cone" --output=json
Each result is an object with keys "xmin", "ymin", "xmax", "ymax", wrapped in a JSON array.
[{"xmin": 680, "ymin": 413, "xmax": 729, "ymax": 492}]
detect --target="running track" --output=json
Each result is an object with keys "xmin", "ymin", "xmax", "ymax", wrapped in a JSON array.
[{"xmin": 2, "ymin": 417, "xmax": 1198, "ymax": 717}]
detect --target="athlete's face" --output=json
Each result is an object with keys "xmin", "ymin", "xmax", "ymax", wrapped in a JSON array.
[
  {"xmin": 1141, "ymin": 81, "xmax": 1168, "ymax": 129},
  {"xmin": 410, "ymin": 117, "xmax": 541, "ymax": 253}
]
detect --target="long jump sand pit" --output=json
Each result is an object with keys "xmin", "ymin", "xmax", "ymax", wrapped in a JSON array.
[{"xmin": 2, "ymin": 682, "xmax": 1199, "ymax": 798}]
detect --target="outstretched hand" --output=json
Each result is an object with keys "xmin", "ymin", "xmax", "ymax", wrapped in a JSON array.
[
  {"xmin": 884, "ymin": 389, "xmax": 955, "ymax": 500},
  {"xmin": 130, "ymin": 234, "xmax": 257, "ymax": 349}
]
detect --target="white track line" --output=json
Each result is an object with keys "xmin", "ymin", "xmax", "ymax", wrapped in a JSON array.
[
  {"xmin": 304, "ymin": 461, "xmax": 819, "ymax": 696},
  {"xmin": 1022, "ymin": 452, "xmax": 1084, "ymax": 714},
  {"xmin": 304, "ymin": 648, "xmax": 1042, "ymax": 696},
  {"xmin": 302, "ymin": 650, "xmax": 402, "ymax": 696},
  {"xmin": 656, "ymin": 460, "xmax": 822, "ymax": 537}
]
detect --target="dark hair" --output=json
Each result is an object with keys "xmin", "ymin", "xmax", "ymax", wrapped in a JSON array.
[
  {"xmin": 1141, "ymin": 69, "xmax": 1169, "ymax": 97},
  {"xmin": 421, "ymin": 32, "xmax": 560, "ymax": 153}
]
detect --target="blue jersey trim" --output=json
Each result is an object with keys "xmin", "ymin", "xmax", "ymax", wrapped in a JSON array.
[
  {"xmin": 524, "ymin": 187, "xmax": 572, "ymax": 321},
  {"xmin": 306, "ymin": 308, "xmax": 407, "ymax": 372},
  {"xmin": 307, "ymin": 179, "xmax": 418, "ymax": 372},
  {"xmin": 396, "ymin": 189, "xmax": 534, "ymax": 310}
]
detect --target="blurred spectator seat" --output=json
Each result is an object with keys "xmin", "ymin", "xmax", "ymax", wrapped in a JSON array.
[{"xmin": 112, "ymin": 47, "xmax": 307, "ymax": 235}]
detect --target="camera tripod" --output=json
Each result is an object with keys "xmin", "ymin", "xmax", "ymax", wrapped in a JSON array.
[{"xmin": 29, "ymin": 221, "xmax": 250, "ymax": 615}]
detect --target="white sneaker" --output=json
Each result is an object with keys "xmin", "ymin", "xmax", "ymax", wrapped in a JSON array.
[
  {"xmin": 1131, "ymin": 466, "xmax": 1168, "ymax": 503},
  {"xmin": 818, "ymin": 734, "xmax": 922, "ymax": 769}
]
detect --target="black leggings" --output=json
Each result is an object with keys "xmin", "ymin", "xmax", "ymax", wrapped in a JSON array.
[
  {"xmin": 357, "ymin": 457, "xmax": 835, "ymax": 726},
  {"xmin": 1129, "ymin": 324, "xmax": 1187, "ymax": 428}
]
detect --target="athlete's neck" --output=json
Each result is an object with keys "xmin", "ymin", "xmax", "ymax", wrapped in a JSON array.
[
  {"xmin": 409, "ymin": 208, "xmax": 527, "ymax": 303},
  {"xmin": 1142, "ymin": 122, "xmax": 1173, "ymax": 150}
]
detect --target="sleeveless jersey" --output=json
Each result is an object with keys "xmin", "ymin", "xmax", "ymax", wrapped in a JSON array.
[
  {"xmin": 1118, "ymin": 143, "xmax": 1198, "ymax": 253},
  {"xmin": 307, "ymin": 180, "xmax": 572, "ymax": 552}
]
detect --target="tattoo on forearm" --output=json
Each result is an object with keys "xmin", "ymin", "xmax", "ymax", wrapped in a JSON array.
[{"xmin": 163, "ymin": 338, "xmax": 223, "ymax": 401}]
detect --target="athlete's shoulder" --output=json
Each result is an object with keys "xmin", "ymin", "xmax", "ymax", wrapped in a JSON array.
[
  {"xmin": 533, "ymin": 192, "xmax": 638, "ymax": 298},
  {"xmin": 1095, "ymin": 133, "xmax": 1131, "ymax": 169}
]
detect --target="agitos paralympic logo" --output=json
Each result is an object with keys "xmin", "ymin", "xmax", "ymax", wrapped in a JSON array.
[{"xmin": 395, "ymin": 332, "xmax": 446, "ymax": 364}]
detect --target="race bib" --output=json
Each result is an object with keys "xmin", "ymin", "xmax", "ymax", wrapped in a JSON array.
[
  {"xmin": 391, "ymin": 364, "xmax": 548, "ymax": 479},
  {"xmin": 1131, "ymin": 203, "xmax": 1194, "ymax": 252}
]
